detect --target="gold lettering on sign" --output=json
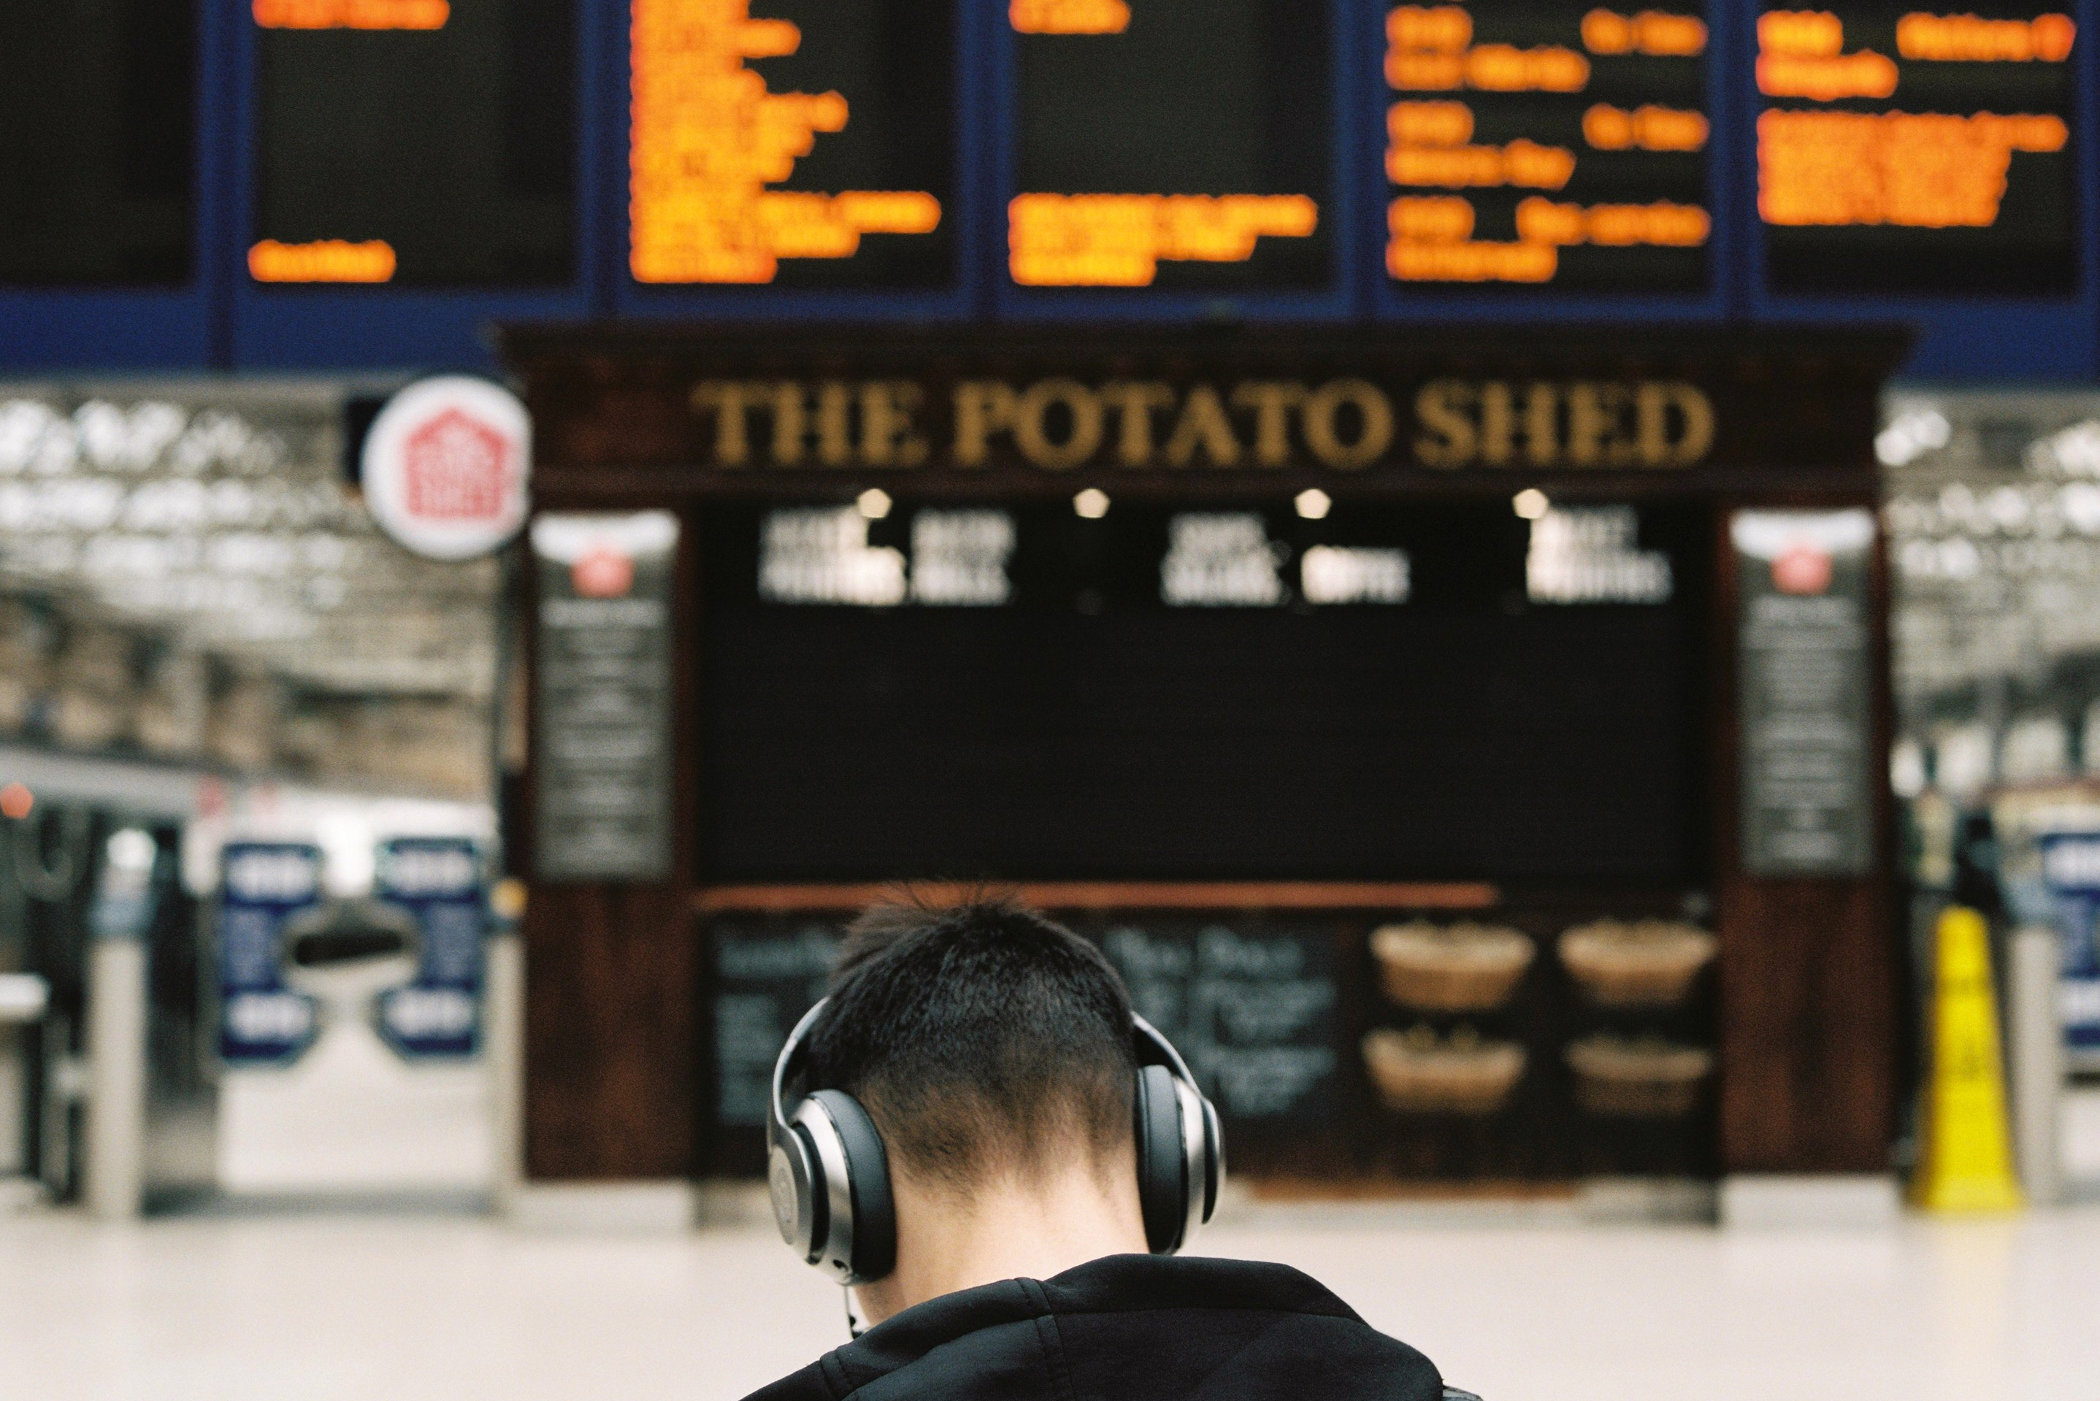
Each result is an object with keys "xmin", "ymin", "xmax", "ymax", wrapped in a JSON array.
[
  {"xmin": 1231, "ymin": 381, "xmax": 1308, "ymax": 466},
  {"xmin": 1101, "ymin": 381, "xmax": 1176, "ymax": 465},
  {"xmin": 691, "ymin": 373, "xmax": 1716, "ymax": 471},
  {"xmin": 691, "ymin": 377, "xmax": 929, "ymax": 468},
  {"xmin": 690, "ymin": 380, "xmax": 759, "ymax": 464},
  {"xmin": 1413, "ymin": 379, "xmax": 1477, "ymax": 466},
  {"xmin": 1302, "ymin": 380, "xmax": 1397, "ymax": 468},
  {"xmin": 1564, "ymin": 381, "xmax": 1632, "ymax": 466},
  {"xmin": 859, "ymin": 381, "xmax": 927, "ymax": 466},
  {"xmin": 1013, "ymin": 378, "xmax": 1104, "ymax": 469},
  {"xmin": 1411, "ymin": 378, "xmax": 1714, "ymax": 468},
  {"xmin": 1637, "ymin": 381, "xmax": 1714, "ymax": 465},
  {"xmin": 953, "ymin": 381, "xmax": 1017, "ymax": 466},
  {"xmin": 1480, "ymin": 381, "xmax": 1558, "ymax": 465},
  {"xmin": 1164, "ymin": 385, "xmax": 1243, "ymax": 466}
]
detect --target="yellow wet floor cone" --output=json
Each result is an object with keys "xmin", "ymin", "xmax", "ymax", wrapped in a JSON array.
[{"xmin": 1911, "ymin": 904, "xmax": 2024, "ymax": 1213}]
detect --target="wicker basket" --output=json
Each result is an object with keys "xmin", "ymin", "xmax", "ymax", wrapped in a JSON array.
[
  {"xmin": 1565, "ymin": 1035, "xmax": 1713, "ymax": 1117},
  {"xmin": 1557, "ymin": 919, "xmax": 1717, "ymax": 1007},
  {"xmin": 1363, "ymin": 1025, "xmax": 1527, "ymax": 1116},
  {"xmin": 1371, "ymin": 921, "xmax": 1535, "ymax": 1011}
]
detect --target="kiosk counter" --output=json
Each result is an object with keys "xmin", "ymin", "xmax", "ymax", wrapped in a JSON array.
[{"xmin": 503, "ymin": 324, "xmax": 1906, "ymax": 1194}]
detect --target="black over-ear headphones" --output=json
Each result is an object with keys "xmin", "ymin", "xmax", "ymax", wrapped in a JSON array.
[{"xmin": 767, "ymin": 998, "xmax": 1223, "ymax": 1285}]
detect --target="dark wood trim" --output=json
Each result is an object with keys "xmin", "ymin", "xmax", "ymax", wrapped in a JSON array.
[
  {"xmin": 1711, "ymin": 494, "xmax": 1899, "ymax": 1174},
  {"xmin": 693, "ymin": 881, "xmax": 1500, "ymax": 914},
  {"xmin": 518, "ymin": 504, "xmax": 704, "ymax": 1181}
]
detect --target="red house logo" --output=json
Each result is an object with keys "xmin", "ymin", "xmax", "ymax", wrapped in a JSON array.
[{"xmin": 402, "ymin": 408, "xmax": 513, "ymax": 522}]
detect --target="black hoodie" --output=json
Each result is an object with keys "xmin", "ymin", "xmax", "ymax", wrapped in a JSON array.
[{"xmin": 741, "ymin": 1253, "xmax": 1453, "ymax": 1401}]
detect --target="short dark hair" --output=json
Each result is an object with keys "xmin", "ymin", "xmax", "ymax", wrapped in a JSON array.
[{"xmin": 806, "ymin": 896, "xmax": 1136, "ymax": 1190}]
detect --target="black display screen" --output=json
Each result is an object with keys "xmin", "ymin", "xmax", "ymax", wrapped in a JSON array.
[
  {"xmin": 627, "ymin": 0, "xmax": 956, "ymax": 289},
  {"xmin": 1011, "ymin": 0, "xmax": 1333, "ymax": 290},
  {"xmin": 251, "ymin": 0, "xmax": 574, "ymax": 287},
  {"xmin": 1385, "ymin": 0, "xmax": 1712, "ymax": 294},
  {"xmin": 1757, "ymin": 0, "xmax": 2079, "ymax": 295},
  {"xmin": 0, "ymin": 0, "xmax": 195, "ymax": 286},
  {"xmin": 700, "ymin": 499, "xmax": 1706, "ymax": 882}
]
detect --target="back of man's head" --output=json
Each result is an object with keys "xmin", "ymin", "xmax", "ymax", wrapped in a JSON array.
[{"xmin": 806, "ymin": 897, "xmax": 1137, "ymax": 1193}]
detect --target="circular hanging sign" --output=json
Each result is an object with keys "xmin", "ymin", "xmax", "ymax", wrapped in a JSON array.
[{"xmin": 361, "ymin": 376, "xmax": 530, "ymax": 561}]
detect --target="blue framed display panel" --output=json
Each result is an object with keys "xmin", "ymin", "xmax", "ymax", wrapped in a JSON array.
[
  {"xmin": 3, "ymin": 0, "xmax": 2099, "ymax": 377},
  {"xmin": 609, "ymin": 0, "xmax": 992, "ymax": 324},
  {"xmin": 224, "ymin": 0, "xmax": 604, "ymax": 371},
  {"xmin": 991, "ymin": 0, "xmax": 1363, "ymax": 322},
  {"xmin": 1740, "ymin": 0, "xmax": 2100, "ymax": 378},
  {"xmin": 0, "ymin": 0, "xmax": 235, "ymax": 371},
  {"xmin": 1366, "ymin": 0, "xmax": 1745, "ymax": 323}
]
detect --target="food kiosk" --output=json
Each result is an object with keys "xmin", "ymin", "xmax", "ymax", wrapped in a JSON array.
[{"xmin": 507, "ymin": 323, "xmax": 1905, "ymax": 1201}]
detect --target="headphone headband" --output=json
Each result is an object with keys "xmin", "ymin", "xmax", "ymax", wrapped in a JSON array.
[
  {"xmin": 768, "ymin": 992, "xmax": 1221, "ymax": 1283},
  {"xmin": 771, "ymin": 998, "xmax": 1197, "ymax": 1140}
]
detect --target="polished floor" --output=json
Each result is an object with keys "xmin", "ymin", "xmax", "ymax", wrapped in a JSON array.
[{"xmin": 6, "ymin": 1201, "xmax": 2100, "ymax": 1401}]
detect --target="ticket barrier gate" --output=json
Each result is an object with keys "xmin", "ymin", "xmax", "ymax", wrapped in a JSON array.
[{"xmin": 1, "ymin": 798, "xmax": 209, "ymax": 1213}]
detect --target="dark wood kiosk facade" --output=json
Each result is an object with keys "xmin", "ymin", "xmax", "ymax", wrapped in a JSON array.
[{"xmin": 504, "ymin": 324, "xmax": 1906, "ymax": 1196}]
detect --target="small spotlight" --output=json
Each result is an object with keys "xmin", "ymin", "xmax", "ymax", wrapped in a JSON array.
[
  {"xmin": 856, "ymin": 488, "xmax": 892, "ymax": 520},
  {"xmin": 1513, "ymin": 488, "xmax": 1550, "ymax": 520},
  {"xmin": 1294, "ymin": 488, "xmax": 1332, "ymax": 521},
  {"xmin": 1074, "ymin": 488, "xmax": 1111, "ymax": 519},
  {"xmin": 0, "ymin": 783, "xmax": 31, "ymax": 820}
]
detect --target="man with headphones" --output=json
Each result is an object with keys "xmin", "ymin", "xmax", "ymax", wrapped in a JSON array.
[{"xmin": 752, "ymin": 898, "xmax": 1460, "ymax": 1401}]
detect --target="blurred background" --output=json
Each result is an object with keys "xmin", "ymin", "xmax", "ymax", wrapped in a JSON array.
[{"xmin": 4, "ymin": 2, "xmax": 2100, "ymax": 1398}]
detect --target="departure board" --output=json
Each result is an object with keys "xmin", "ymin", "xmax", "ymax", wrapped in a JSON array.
[
  {"xmin": 628, "ymin": 1, "xmax": 955, "ymax": 288},
  {"xmin": 1011, "ymin": 0, "xmax": 1332, "ymax": 290},
  {"xmin": 252, "ymin": 0, "xmax": 574, "ymax": 286},
  {"xmin": 0, "ymin": 0, "xmax": 195, "ymax": 285},
  {"xmin": 1756, "ymin": 2, "xmax": 2079, "ymax": 294},
  {"xmin": 1385, "ymin": 2, "xmax": 1713, "ymax": 293}
]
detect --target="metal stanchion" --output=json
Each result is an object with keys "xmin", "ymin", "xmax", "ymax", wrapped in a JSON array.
[
  {"xmin": 84, "ymin": 938, "xmax": 146, "ymax": 1219},
  {"xmin": 2008, "ymin": 925, "xmax": 2064, "ymax": 1206},
  {"xmin": 83, "ymin": 827, "xmax": 160, "ymax": 1220},
  {"xmin": 485, "ymin": 880, "xmax": 527, "ymax": 1211}
]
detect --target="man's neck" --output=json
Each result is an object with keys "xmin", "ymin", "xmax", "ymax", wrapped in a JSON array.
[{"xmin": 852, "ymin": 1152, "xmax": 1149, "ymax": 1326}]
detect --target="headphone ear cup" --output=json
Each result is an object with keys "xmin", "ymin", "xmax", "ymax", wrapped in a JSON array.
[
  {"xmin": 1200, "ymin": 1097, "xmax": 1223, "ymax": 1225},
  {"xmin": 1134, "ymin": 1064, "xmax": 1187, "ymax": 1253},
  {"xmin": 767, "ymin": 1120, "xmax": 824, "ymax": 1261},
  {"xmin": 807, "ymin": 1089, "xmax": 896, "ymax": 1284}
]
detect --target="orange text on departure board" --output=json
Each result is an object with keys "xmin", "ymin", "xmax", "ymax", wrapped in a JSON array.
[
  {"xmin": 1581, "ymin": 8, "xmax": 1707, "ymax": 53},
  {"xmin": 1897, "ymin": 12, "xmax": 2075, "ymax": 60},
  {"xmin": 1009, "ymin": 6, "xmax": 1320, "ymax": 285},
  {"xmin": 1759, "ymin": 110, "xmax": 2067, "ymax": 225},
  {"xmin": 1387, "ymin": 194, "xmax": 1706, "ymax": 281},
  {"xmin": 1584, "ymin": 103, "xmax": 1709, "ymax": 149},
  {"xmin": 253, "ymin": 0, "xmax": 447, "ymax": 28},
  {"xmin": 1009, "ymin": 195, "xmax": 1318, "ymax": 286},
  {"xmin": 1386, "ymin": 5, "xmax": 1710, "ymax": 285},
  {"xmin": 1756, "ymin": 11, "xmax": 1898, "ymax": 97},
  {"xmin": 248, "ymin": 240, "xmax": 397, "ymax": 282},
  {"xmin": 1011, "ymin": 0, "xmax": 1131, "ymax": 33},
  {"xmin": 629, "ymin": 0, "xmax": 942, "ymax": 284}
]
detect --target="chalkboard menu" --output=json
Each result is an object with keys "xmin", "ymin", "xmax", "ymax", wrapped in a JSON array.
[
  {"xmin": 1091, "ymin": 917, "xmax": 1339, "ymax": 1122},
  {"xmin": 711, "ymin": 918, "xmax": 842, "ymax": 1128},
  {"xmin": 532, "ymin": 512, "xmax": 678, "ymax": 881},
  {"xmin": 1734, "ymin": 509, "xmax": 1877, "ymax": 875}
]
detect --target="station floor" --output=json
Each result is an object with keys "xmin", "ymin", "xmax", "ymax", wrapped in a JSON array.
[{"xmin": 6, "ymin": 1196, "xmax": 2100, "ymax": 1401}]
